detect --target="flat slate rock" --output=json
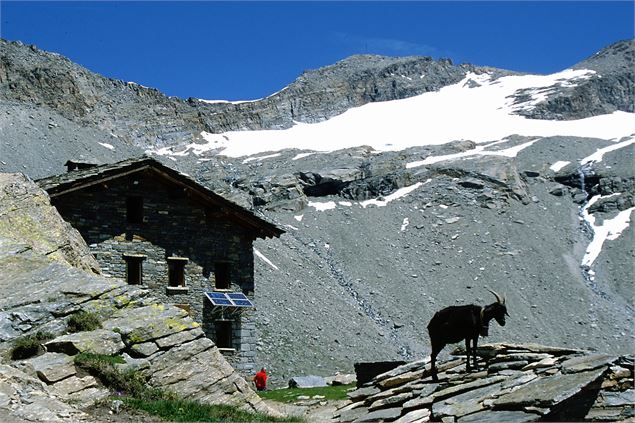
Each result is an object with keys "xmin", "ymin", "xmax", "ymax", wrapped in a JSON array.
[
  {"xmin": 493, "ymin": 368, "xmax": 606, "ymax": 409},
  {"xmin": 560, "ymin": 354, "xmax": 616, "ymax": 374},
  {"xmin": 433, "ymin": 380, "xmax": 508, "ymax": 419},
  {"xmin": 45, "ymin": 328, "xmax": 124, "ymax": 356},
  {"xmin": 348, "ymin": 385, "xmax": 381, "ymax": 402},
  {"xmin": 393, "ymin": 408, "xmax": 431, "ymax": 423},
  {"xmin": 50, "ymin": 375, "xmax": 98, "ymax": 396},
  {"xmin": 457, "ymin": 410, "xmax": 541, "ymax": 423},
  {"xmin": 353, "ymin": 406, "xmax": 403, "ymax": 423},
  {"xmin": 155, "ymin": 327, "xmax": 202, "ymax": 349},
  {"xmin": 27, "ymin": 352, "xmax": 76, "ymax": 384}
]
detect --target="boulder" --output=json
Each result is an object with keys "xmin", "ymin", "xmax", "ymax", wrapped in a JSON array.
[
  {"xmin": 326, "ymin": 373, "xmax": 357, "ymax": 386},
  {"xmin": 288, "ymin": 375, "xmax": 328, "ymax": 388}
]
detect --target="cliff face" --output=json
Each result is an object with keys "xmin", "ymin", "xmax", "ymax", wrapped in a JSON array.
[{"xmin": 514, "ymin": 39, "xmax": 635, "ymax": 120}]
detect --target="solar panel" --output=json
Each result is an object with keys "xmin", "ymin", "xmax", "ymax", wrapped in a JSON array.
[
  {"xmin": 205, "ymin": 292, "xmax": 254, "ymax": 308},
  {"xmin": 227, "ymin": 293, "xmax": 248, "ymax": 300},
  {"xmin": 233, "ymin": 299, "xmax": 254, "ymax": 307}
]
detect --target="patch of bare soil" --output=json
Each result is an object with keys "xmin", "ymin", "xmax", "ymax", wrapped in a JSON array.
[
  {"xmin": 264, "ymin": 399, "xmax": 348, "ymax": 422},
  {"xmin": 85, "ymin": 402, "xmax": 167, "ymax": 423}
]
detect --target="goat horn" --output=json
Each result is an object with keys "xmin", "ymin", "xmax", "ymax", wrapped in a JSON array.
[{"xmin": 486, "ymin": 287, "xmax": 504, "ymax": 304}]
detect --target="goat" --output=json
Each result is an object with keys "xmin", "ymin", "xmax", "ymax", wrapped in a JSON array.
[{"xmin": 427, "ymin": 288, "xmax": 509, "ymax": 381}]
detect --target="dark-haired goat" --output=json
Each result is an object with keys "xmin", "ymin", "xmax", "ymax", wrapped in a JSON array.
[{"xmin": 427, "ymin": 288, "xmax": 509, "ymax": 381}]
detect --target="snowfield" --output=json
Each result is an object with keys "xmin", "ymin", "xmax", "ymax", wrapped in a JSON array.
[{"xmin": 149, "ymin": 69, "xmax": 634, "ymax": 159}]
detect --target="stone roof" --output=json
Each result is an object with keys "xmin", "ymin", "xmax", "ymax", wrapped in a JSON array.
[
  {"xmin": 36, "ymin": 156, "xmax": 283, "ymax": 239},
  {"xmin": 337, "ymin": 343, "xmax": 634, "ymax": 422}
]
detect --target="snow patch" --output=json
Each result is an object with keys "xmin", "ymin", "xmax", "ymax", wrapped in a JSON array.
[
  {"xmin": 550, "ymin": 161, "xmax": 571, "ymax": 172},
  {"xmin": 293, "ymin": 152, "xmax": 317, "ymax": 160},
  {"xmin": 407, "ymin": 138, "xmax": 539, "ymax": 167},
  {"xmin": 581, "ymin": 137, "xmax": 635, "ymax": 165},
  {"xmin": 309, "ymin": 201, "xmax": 337, "ymax": 211},
  {"xmin": 294, "ymin": 215, "xmax": 304, "ymax": 222},
  {"xmin": 401, "ymin": 218, "xmax": 410, "ymax": 232},
  {"xmin": 242, "ymin": 153, "xmax": 282, "ymax": 164},
  {"xmin": 254, "ymin": 248, "xmax": 279, "ymax": 270},
  {"xmin": 360, "ymin": 182, "xmax": 425, "ymax": 208},
  {"xmin": 98, "ymin": 142, "xmax": 115, "ymax": 150},
  {"xmin": 581, "ymin": 194, "xmax": 635, "ymax": 267}
]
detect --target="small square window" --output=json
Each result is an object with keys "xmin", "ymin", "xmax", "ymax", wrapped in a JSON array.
[
  {"xmin": 123, "ymin": 254, "xmax": 146, "ymax": 285},
  {"xmin": 167, "ymin": 257, "xmax": 188, "ymax": 287},
  {"xmin": 126, "ymin": 196, "xmax": 143, "ymax": 223},
  {"xmin": 214, "ymin": 262, "xmax": 230, "ymax": 290},
  {"xmin": 214, "ymin": 320, "xmax": 233, "ymax": 349}
]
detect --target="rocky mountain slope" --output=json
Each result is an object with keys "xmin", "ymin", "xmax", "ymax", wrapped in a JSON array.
[{"xmin": 0, "ymin": 38, "xmax": 634, "ymax": 390}]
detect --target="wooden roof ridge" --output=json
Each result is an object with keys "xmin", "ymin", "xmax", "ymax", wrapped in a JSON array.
[{"xmin": 36, "ymin": 155, "xmax": 284, "ymax": 239}]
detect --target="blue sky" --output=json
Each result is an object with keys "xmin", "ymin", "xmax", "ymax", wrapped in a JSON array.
[{"xmin": 1, "ymin": 1, "xmax": 633, "ymax": 101}]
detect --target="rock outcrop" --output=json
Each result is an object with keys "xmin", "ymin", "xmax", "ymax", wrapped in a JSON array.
[
  {"xmin": 514, "ymin": 39, "xmax": 634, "ymax": 120},
  {"xmin": 0, "ymin": 173, "xmax": 277, "ymax": 420},
  {"xmin": 0, "ymin": 39, "xmax": 504, "ymax": 153},
  {"xmin": 0, "ymin": 173, "xmax": 99, "ymax": 273},
  {"xmin": 337, "ymin": 343, "xmax": 634, "ymax": 422}
]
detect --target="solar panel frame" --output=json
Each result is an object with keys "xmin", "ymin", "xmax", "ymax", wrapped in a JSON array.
[{"xmin": 205, "ymin": 292, "xmax": 254, "ymax": 308}]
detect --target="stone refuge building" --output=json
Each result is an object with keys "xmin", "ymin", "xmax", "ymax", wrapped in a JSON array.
[{"xmin": 36, "ymin": 156, "xmax": 284, "ymax": 374}]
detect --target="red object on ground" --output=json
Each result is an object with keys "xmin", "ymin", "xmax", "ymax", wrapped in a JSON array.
[{"xmin": 254, "ymin": 369, "xmax": 267, "ymax": 391}]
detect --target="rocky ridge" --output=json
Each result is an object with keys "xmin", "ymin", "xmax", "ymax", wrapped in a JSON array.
[
  {"xmin": 0, "ymin": 38, "xmax": 503, "ymax": 155},
  {"xmin": 0, "ymin": 173, "xmax": 276, "ymax": 421},
  {"xmin": 336, "ymin": 343, "xmax": 634, "ymax": 423},
  {"xmin": 516, "ymin": 39, "xmax": 634, "ymax": 120}
]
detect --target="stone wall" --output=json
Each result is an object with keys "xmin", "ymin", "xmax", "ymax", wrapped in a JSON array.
[
  {"xmin": 49, "ymin": 169, "xmax": 259, "ymax": 374},
  {"xmin": 202, "ymin": 300, "xmax": 258, "ymax": 374}
]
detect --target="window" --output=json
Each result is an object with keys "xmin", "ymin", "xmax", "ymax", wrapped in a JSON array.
[
  {"xmin": 167, "ymin": 257, "xmax": 188, "ymax": 287},
  {"xmin": 123, "ymin": 254, "xmax": 146, "ymax": 285},
  {"xmin": 214, "ymin": 320, "xmax": 233, "ymax": 349},
  {"xmin": 126, "ymin": 196, "xmax": 143, "ymax": 223},
  {"xmin": 214, "ymin": 262, "xmax": 230, "ymax": 290}
]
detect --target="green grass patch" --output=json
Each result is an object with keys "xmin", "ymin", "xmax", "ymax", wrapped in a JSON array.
[
  {"xmin": 75, "ymin": 352, "xmax": 301, "ymax": 422},
  {"xmin": 67, "ymin": 311, "xmax": 102, "ymax": 333},
  {"xmin": 257, "ymin": 384, "xmax": 356, "ymax": 403},
  {"xmin": 11, "ymin": 331, "xmax": 54, "ymax": 360},
  {"xmin": 74, "ymin": 352, "xmax": 163, "ymax": 400},
  {"xmin": 121, "ymin": 397, "xmax": 302, "ymax": 422}
]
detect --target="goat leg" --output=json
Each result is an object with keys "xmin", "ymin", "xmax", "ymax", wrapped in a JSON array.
[
  {"xmin": 472, "ymin": 336, "xmax": 480, "ymax": 371},
  {"xmin": 465, "ymin": 338, "xmax": 472, "ymax": 372},
  {"xmin": 430, "ymin": 343, "xmax": 443, "ymax": 382}
]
